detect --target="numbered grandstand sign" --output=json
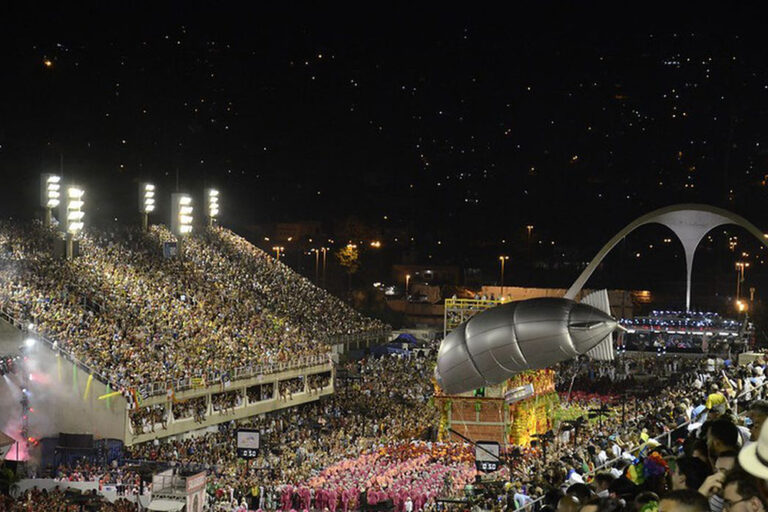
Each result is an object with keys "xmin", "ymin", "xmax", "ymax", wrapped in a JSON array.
[
  {"xmin": 236, "ymin": 428, "xmax": 260, "ymax": 459},
  {"xmin": 475, "ymin": 441, "xmax": 501, "ymax": 473}
]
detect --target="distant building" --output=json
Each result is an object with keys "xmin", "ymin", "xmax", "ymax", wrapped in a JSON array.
[{"xmin": 392, "ymin": 264, "xmax": 461, "ymax": 286}]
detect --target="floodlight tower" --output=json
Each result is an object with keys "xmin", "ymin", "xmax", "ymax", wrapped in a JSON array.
[
  {"xmin": 40, "ymin": 174, "xmax": 61, "ymax": 227},
  {"xmin": 139, "ymin": 183, "xmax": 156, "ymax": 231},
  {"xmin": 171, "ymin": 193, "xmax": 193, "ymax": 256},
  {"xmin": 58, "ymin": 184, "xmax": 84, "ymax": 259},
  {"xmin": 207, "ymin": 188, "xmax": 219, "ymax": 227}
]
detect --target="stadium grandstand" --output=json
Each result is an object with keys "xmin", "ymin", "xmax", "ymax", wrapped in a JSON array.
[
  {"xmin": 619, "ymin": 310, "xmax": 750, "ymax": 354},
  {"xmin": 0, "ymin": 220, "xmax": 388, "ymax": 446}
]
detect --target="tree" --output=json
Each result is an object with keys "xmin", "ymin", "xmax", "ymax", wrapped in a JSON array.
[{"xmin": 336, "ymin": 244, "xmax": 360, "ymax": 299}]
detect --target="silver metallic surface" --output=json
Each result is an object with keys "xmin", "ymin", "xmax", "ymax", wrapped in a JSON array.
[{"xmin": 435, "ymin": 297, "xmax": 617, "ymax": 395}]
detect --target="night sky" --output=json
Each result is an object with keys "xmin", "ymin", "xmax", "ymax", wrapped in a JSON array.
[{"xmin": 3, "ymin": 5, "xmax": 768, "ymax": 296}]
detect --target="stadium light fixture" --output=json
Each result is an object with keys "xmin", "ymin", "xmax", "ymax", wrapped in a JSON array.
[
  {"xmin": 139, "ymin": 183, "xmax": 155, "ymax": 230},
  {"xmin": 56, "ymin": 184, "xmax": 84, "ymax": 259},
  {"xmin": 171, "ymin": 193, "xmax": 193, "ymax": 236},
  {"xmin": 207, "ymin": 188, "xmax": 219, "ymax": 226},
  {"xmin": 63, "ymin": 186, "xmax": 85, "ymax": 234},
  {"xmin": 40, "ymin": 174, "xmax": 61, "ymax": 227}
]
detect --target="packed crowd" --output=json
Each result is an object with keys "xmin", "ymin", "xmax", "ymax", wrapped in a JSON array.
[
  {"xmin": 11, "ymin": 350, "xmax": 763, "ymax": 512},
  {"xmin": 7, "ymin": 349, "xmax": 768, "ymax": 512},
  {"xmin": 0, "ymin": 221, "xmax": 386, "ymax": 393},
  {"xmin": 0, "ymin": 489, "xmax": 138, "ymax": 512},
  {"xmin": 122, "ymin": 353, "xmax": 438, "ymax": 510},
  {"xmin": 460, "ymin": 354, "xmax": 768, "ymax": 512}
]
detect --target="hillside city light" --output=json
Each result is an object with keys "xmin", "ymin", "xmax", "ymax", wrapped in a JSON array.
[
  {"xmin": 171, "ymin": 193, "xmax": 193, "ymax": 236},
  {"xmin": 207, "ymin": 188, "xmax": 219, "ymax": 226},
  {"xmin": 63, "ymin": 186, "xmax": 85, "ymax": 233}
]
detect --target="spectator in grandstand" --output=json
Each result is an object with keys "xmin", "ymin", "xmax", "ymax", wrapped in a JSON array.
[
  {"xmin": 659, "ymin": 490, "xmax": 710, "ymax": 512},
  {"xmin": 747, "ymin": 401, "xmax": 768, "ymax": 442},
  {"xmin": 0, "ymin": 221, "xmax": 386, "ymax": 395},
  {"xmin": 706, "ymin": 419, "xmax": 742, "ymax": 464},
  {"xmin": 670, "ymin": 457, "xmax": 709, "ymax": 492},
  {"xmin": 722, "ymin": 470, "xmax": 767, "ymax": 512},
  {"xmin": 706, "ymin": 385, "xmax": 728, "ymax": 416}
]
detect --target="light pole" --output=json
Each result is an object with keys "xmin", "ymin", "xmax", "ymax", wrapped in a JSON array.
[
  {"xmin": 59, "ymin": 184, "xmax": 84, "ymax": 259},
  {"xmin": 139, "ymin": 183, "xmax": 155, "ymax": 231},
  {"xmin": 311, "ymin": 249, "xmax": 320, "ymax": 283},
  {"xmin": 321, "ymin": 247, "xmax": 328, "ymax": 287},
  {"xmin": 526, "ymin": 225, "xmax": 534, "ymax": 240},
  {"xmin": 41, "ymin": 174, "xmax": 61, "ymax": 227},
  {"xmin": 736, "ymin": 262, "xmax": 750, "ymax": 302},
  {"xmin": 499, "ymin": 256, "xmax": 509, "ymax": 299},
  {"xmin": 171, "ymin": 193, "xmax": 193, "ymax": 257},
  {"xmin": 405, "ymin": 274, "xmax": 411, "ymax": 299},
  {"xmin": 206, "ymin": 188, "xmax": 219, "ymax": 227},
  {"xmin": 273, "ymin": 246, "xmax": 284, "ymax": 261}
]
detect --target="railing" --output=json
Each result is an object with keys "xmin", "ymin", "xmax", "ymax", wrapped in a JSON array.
[
  {"xmin": 136, "ymin": 353, "xmax": 332, "ymax": 399},
  {"xmin": 515, "ymin": 377, "xmax": 768, "ymax": 511},
  {"xmin": 444, "ymin": 298, "xmax": 503, "ymax": 309},
  {"xmin": 0, "ymin": 305, "xmax": 334, "ymax": 398},
  {"xmin": 325, "ymin": 329, "xmax": 390, "ymax": 347}
]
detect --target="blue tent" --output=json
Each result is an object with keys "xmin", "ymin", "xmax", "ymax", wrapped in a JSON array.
[
  {"xmin": 370, "ymin": 343, "xmax": 409, "ymax": 356},
  {"xmin": 394, "ymin": 333, "xmax": 419, "ymax": 345}
]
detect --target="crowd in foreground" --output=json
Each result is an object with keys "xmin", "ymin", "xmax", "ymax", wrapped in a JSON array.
[{"xmin": 0, "ymin": 221, "xmax": 386, "ymax": 393}]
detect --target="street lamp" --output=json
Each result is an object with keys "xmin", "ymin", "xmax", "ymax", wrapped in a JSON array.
[
  {"xmin": 320, "ymin": 247, "xmax": 328, "ymax": 287},
  {"xmin": 272, "ymin": 246, "xmax": 285, "ymax": 261},
  {"xmin": 526, "ymin": 225, "xmax": 534, "ymax": 240},
  {"xmin": 736, "ymin": 261, "xmax": 750, "ymax": 302},
  {"xmin": 207, "ymin": 188, "xmax": 219, "ymax": 227},
  {"xmin": 138, "ymin": 183, "xmax": 155, "ymax": 231},
  {"xmin": 310, "ymin": 248, "xmax": 320, "ymax": 283},
  {"xmin": 405, "ymin": 274, "xmax": 411, "ymax": 299},
  {"xmin": 40, "ymin": 174, "xmax": 61, "ymax": 227},
  {"xmin": 59, "ymin": 185, "xmax": 84, "ymax": 259},
  {"xmin": 171, "ymin": 193, "xmax": 193, "ymax": 256},
  {"xmin": 499, "ymin": 256, "xmax": 509, "ymax": 299}
]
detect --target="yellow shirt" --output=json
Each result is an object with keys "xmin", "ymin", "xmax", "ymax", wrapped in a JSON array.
[{"xmin": 706, "ymin": 392, "xmax": 726, "ymax": 410}]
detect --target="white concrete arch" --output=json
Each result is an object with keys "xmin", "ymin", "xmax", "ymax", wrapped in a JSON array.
[{"xmin": 564, "ymin": 204, "xmax": 768, "ymax": 311}]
